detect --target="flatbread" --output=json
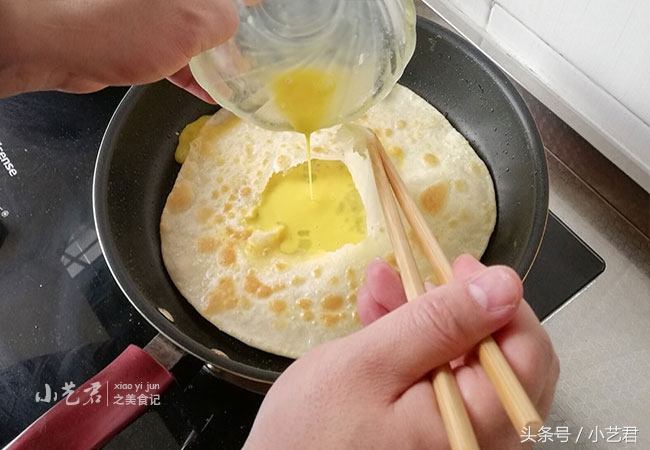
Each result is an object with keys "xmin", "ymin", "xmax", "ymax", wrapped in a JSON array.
[{"xmin": 160, "ymin": 84, "xmax": 496, "ymax": 358}]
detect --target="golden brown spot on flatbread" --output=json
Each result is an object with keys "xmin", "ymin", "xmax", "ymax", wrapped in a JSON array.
[
  {"xmin": 385, "ymin": 252, "xmax": 397, "ymax": 267},
  {"xmin": 321, "ymin": 294, "xmax": 343, "ymax": 311},
  {"xmin": 470, "ymin": 162, "xmax": 482, "ymax": 175},
  {"xmin": 197, "ymin": 237, "xmax": 219, "ymax": 254},
  {"xmin": 275, "ymin": 261, "xmax": 288, "ymax": 271},
  {"xmin": 420, "ymin": 182, "xmax": 448, "ymax": 215},
  {"xmin": 196, "ymin": 206, "xmax": 214, "ymax": 223},
  {"xmin": 275, "ymin": 154, "xmax": 289, "ymax": 167},
  {"xmin": 454, "ymin": 179, "xmax": 468, "ymax": 192},
  {"xmin": 203, "ymin": 278, "xmax": 238, "ymax": 314},
  {"xmin": 347, "ymin": 291, "xmax": 357, "ymax": 304},
  {"xmin": 211, "ymin": 190, "xmax": 220, "ymax": 199},
  {"xmin": 244, "ymin": 274, "xmax": 262, "ymax": 295},
  {"xmin": 244, "ymin": 271, "xmax": 273, "ymax": 298},
  {"xmin": 239, "ymin": 186, "xmax": 252, "ymax": 197},
  {"xmin": 166, "ymin": 183, "xmax": 194, "ymax": 213},
  {"xmin": 228, "ymin": 193, "xmax": 237, "ymax": 202},
  {"xmin": 220, "ymin": 184, "xmax": 229, "ymax": 193},
  {"xmin": 388, "ymin": 146, "xmax": 404, "ymax": 165},
  {"xmin": 301, "ymin": 310, "xmax": 314, "ymax": 322},
  {"xmin": 219, "ymin": 244, "xmax": 236, "ymax": 266},
  {"xmin": 226, "ymin": 227, "xmax": 252, "ymax": 241},
  {"xmin": 297, "ymin": 298, "xmax": 312, "ymax": 309},
  {"xmin": 291, "ymin": 275, "xmax": 305, "ymax": 286},
  {"xmin": 423, "ymin": 153, "xmax": 440, "ymax": 166},
  {"xmin": 268, "ymin": 299, "xmax": 287, "ymax": 314},
  {"xmin": 384, "ymin": 128, "xmax": 394, "ymax": 137},
  {"xmin": 329, "ymin": 276, "xmax": 340, "ymax": 286},
  {"xmin": 345, "ymin": 267, "xmax": 358, "ymax": 289},
  {"xmin": 233, "ymin": 156, "xmax": 240, "ymax": 164},
  {"xmin": 312, "ymin": 146, "xmax": 328, "ymax": 155},
  {"xmin": 396, "ymin": 119, "xmax": 407, "ymax": 129},
  {"xmin": 312, "ymin": 267, "xmax": 322, "ymax": 278},
  {"xmin": 214, "ymin": 215, "xmax": 225, "ymax": 224},
  {"xmin": 320, "ymin": 312, "xmax": 342, "ymax": 327},
  {"xmin": 224, "ymin": 202, "xmax": 234, "ymax": 213},
  {"xmin": 257, "ymin": 285, "xmax": 272, "ymax": 298}
]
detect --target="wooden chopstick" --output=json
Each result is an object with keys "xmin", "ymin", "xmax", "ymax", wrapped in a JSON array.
[
  {"xmin": 365, "ymin": 128, "xmax": 481, "ymax": 450},
  {"xmin": 365, "ymin": 128, "xmax": 544, "ymax": 439}
]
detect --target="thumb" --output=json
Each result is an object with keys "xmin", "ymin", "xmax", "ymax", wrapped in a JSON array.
[{"xmin": 353, "ymin": 265, "xmax": 522, "ymax": 387}]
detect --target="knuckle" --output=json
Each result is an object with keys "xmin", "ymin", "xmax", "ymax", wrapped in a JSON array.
[{"xmin": 409, "ymin": 290, "xmax": 466, "ymax": 352}]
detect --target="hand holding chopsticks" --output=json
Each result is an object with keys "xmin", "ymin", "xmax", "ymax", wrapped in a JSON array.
[{"xmin": 362, "ymin": 127, "xmax": 543, "ymax": 450}]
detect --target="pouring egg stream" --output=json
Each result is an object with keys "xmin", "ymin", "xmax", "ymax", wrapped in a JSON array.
[{"xmin": 271, "ymin": 67, "xmax": 340, "ymax": 198}]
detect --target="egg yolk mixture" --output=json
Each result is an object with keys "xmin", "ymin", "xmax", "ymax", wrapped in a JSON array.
[
  {"xmin": 272, "ymin": 67, "xmax": 343, "ymax": 199},
  {"xmin": 247, "ymin": 159, "xmax": 367, "ymax": 257},
  {"xmin": 272, "ymin": 67, "xmax": 340, "ymax": 135}
]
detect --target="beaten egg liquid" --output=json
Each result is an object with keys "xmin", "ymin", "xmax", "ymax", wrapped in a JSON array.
[
  {"xmin": 271, "ymin": 67, "xmax": 342, "ymax": 199},
  {"xmin": 264, "ymin": 68, "xmax": 369, "ymax": 256}
]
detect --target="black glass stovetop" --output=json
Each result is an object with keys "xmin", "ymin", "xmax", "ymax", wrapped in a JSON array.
[{"xmin": 0, "ymin": 88, "xmax": 605, "ymax": 449}]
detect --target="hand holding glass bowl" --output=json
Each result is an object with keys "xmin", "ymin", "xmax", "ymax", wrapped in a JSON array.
[{"xmin": 189, "ymin": 0, "xmax": 417, "ymax": 134}]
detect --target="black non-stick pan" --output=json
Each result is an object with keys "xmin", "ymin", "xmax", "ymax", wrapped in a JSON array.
[
  {"xmin": 94, "ymin": 18, "xmax": 548, "ymax": 382},
  {"xmin": 7, "ymin": 17, "xmax": 548, "ymax": 450}
]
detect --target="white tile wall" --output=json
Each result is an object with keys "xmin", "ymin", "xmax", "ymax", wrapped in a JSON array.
[
  {"xmin": 439, "ymin": 0, "xmax": 492, "ymax": 27},
  {"xmin": 497, "ymin": 0, "xmax": 650, "ymax": 127},
  {"xmin": 420, "ymin": 0, "xmax": 650, "ymax": 192}
]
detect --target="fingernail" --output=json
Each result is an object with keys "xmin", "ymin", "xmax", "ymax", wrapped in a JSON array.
[{"xmin": 468, "ymin": 267, "xmax": 519, "ymax": 312}]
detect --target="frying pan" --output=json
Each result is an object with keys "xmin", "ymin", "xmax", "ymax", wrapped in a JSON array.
[
  {"xmin": 94, "ymin": 16, "xmax": 548, "ymax": 384},
  {"xmin": 7, "ymin": 18, "xmax": 548, "ymax": 449}
]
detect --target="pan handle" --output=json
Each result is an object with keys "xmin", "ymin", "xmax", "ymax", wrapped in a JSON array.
[{"xmin": 5, "ymin": 345, "xmax": 175, "ymax": 450}]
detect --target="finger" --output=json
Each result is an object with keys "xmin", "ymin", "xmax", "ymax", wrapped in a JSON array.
[
  {"xmin": 357, "ymin": 259, "xmax": 406, "ymax": 325},
  {"xmin": 452, "ymin": 253, "xmax": 486, "ymax": 280},
  {"xmin": 356, "ymin": 285, "xmax": 390, "ymax": 325},
  {"xmin": 167, "ymin": 66, "xmax": 216, "ymax": 104},
  {"xmin": 492, "ymin": 301, "xmax": 559, "ymax": 405},
  {"xmin": 352, "ymin": 265, "xmax": 523, "ymax": 388},
  {"xmin": 448, "ymin": 302, "xmax": 558, "ymax": 446}
]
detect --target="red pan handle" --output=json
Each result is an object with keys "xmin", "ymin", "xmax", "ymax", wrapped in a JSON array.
[{"xmin": 6, "ymin": 345, "xmax": 175, "ymax": 450}]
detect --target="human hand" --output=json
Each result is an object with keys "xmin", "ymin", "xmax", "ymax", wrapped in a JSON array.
[
  {"xmin": 243, "ymin": 255, "xmax": 559, "ymax": 450},
  {"xmin": 0, "ymin": 0, "xmax": 238, "ymax": 100}
]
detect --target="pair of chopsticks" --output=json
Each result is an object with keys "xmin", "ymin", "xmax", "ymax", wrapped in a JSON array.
[{"xmin": 362, "ymin": 127, "xmax": 542, "ymax": 450}]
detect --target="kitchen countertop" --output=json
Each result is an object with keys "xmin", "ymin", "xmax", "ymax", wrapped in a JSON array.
[{"xmin": 415, "ymin": 2, "xmax": 650, "ymax": 448}]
